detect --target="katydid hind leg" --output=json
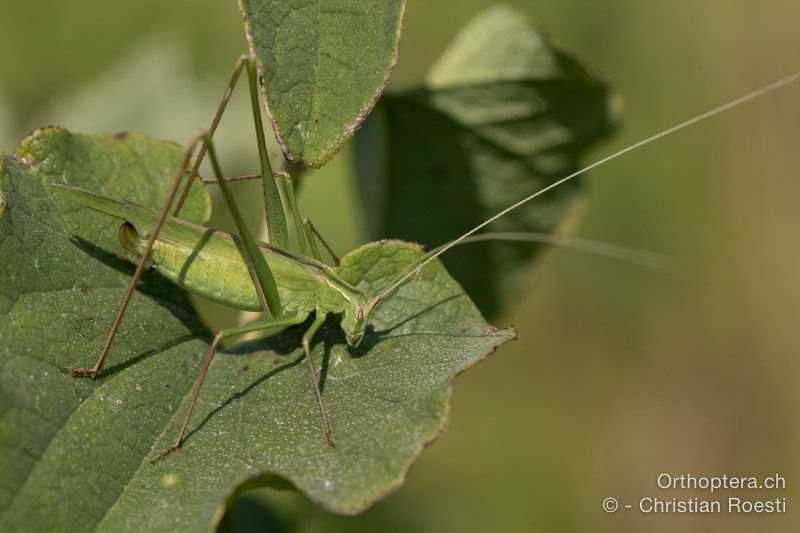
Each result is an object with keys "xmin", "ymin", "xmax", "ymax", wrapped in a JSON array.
[
  {"xmin": 64, "ymin": 55, "xmax": 254, "ymax": 378},
  {"xmin": 200, "ymin": 170, "xmax": 342, "ymax": 265},
  {"xmin": 245, "ymin": 56, "xmax": 290, "ymax": 249},
  {"xmin": 62, "ymin": 135, "xmax": 205, "ymax": 378},
  {"xmin": 273, "ymin": 171, "xmax": 339, "ymax": 264},
  {"xmin": 156, "ymin": 315, "xmax": 307, "ymax": 460},
  {"xmin": 200, "ymin": 173, "xmax": 262, "ymax": 185},
  {"xmin": 172, "ymin": 54, "xmax": 250, "ymax": 216},
  {"xmin": 173, "ymin": 53, "xmax": 288, "ymax": 250},
  {"xmin": 302, "ymin": 220, "xmax": 323, "ymax": 261},
  {"xmin": 201, "ymin": 134, "xmax": 283, "ymax": 319}
]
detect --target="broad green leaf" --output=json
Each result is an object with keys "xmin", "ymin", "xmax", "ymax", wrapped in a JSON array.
[
  {"xmin": 355, "ymin": 5, "xmax": 620, "ymax": 316},
  {"xmin": 0, "ymin": 128, "xmax": 514, "ymax": 530},
  {"xmin": 239, "ymin": 0, "xmax": 406, "ymax": 167}
]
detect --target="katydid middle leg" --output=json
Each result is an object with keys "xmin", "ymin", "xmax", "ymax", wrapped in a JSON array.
[
  {"xmin": 197, "ymin": 171, "xmax": 342, "ymax": 264},
  {"xmin": 64, "ymin": 53, "xmax": 291, "ymax": 374},
  {"xmin": 194, "ymin": 72, "xmax": 340, "ymax": 444},
  {"xmin": 202, "ymin": 135, "xmax": 336, "ymax": 448},
  {"xmin": 157, "ymin": 314, "xmax": 307, "ymax": 460}
]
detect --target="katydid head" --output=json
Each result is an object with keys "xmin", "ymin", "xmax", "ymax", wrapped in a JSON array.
[{"xmin": 341, "ymin": 296, "xmax": 372, "ymax": 347}]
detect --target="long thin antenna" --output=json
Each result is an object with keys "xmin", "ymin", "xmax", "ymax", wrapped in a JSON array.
[
  {"xmin": 423, "ymin": 232, "xmax": 685, "ymax": 274},
  {"xmin": 375, "ymin": 70, "xmax": 800, "ymax": 302}
]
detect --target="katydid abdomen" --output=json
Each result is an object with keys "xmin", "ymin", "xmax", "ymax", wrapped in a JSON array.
[
  {"xmin": 119, "ymin": 220, "xmax": 319, "ymax": 314},
  {"xmin": 54, "ymin": 184, "xmax": 360, "ymax": 319}
]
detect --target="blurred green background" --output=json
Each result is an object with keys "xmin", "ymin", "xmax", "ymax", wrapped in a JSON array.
[{"xmin": 2, "ymin": 1, "xmax": 799, "ymax": 531}]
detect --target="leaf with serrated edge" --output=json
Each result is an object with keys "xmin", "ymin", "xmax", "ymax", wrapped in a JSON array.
[{"xmin": 0, "ymin": 127, "xmax": 514, "ymax": 531}]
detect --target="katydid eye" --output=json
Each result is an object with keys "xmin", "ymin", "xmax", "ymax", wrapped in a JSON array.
[{"xmin": 356, "ymin": 307, "xmax": 363, "ymax": 320}]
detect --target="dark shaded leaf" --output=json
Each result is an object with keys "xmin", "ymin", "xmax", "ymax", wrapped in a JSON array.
[{"xmin": 356, "ymin": 6, "xmax": 620, "ymax": 315}]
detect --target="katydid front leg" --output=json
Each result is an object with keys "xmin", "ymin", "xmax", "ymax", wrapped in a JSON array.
[
  {"xmin": 195, "ymin": 171, "xmax": 342, "ymax": 265},
  {"xmin": 275, "ymin": 170, "xmax": 341, "ymax": 265},
  {"xmin": 302, "ymin": 312, "xmax": 334, "ymax": 446},
  {"xmin": 302, "ymin": 217, "xmax": 341, "ymax": 266}
]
